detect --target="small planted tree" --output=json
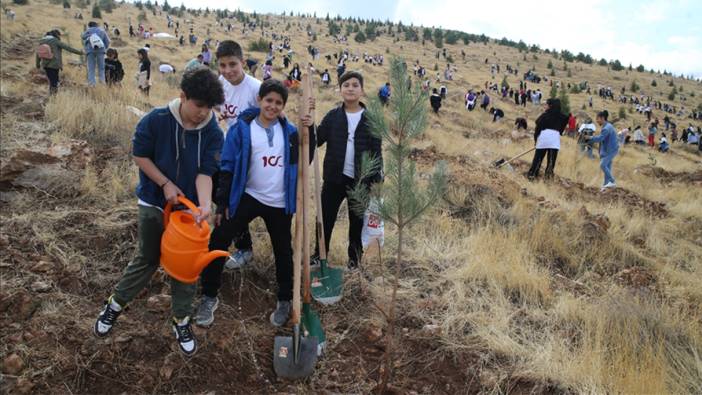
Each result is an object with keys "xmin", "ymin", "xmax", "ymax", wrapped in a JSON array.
[
  {"xmin": 92, "ymin": 3, "xmax": 101, "ymax": 18},
  {"xmin": 558, "ymin": 85, "xmax": 571, "ymax": 115},
  {"xmin": 63, "ymin": 0, "xmax": 71, "ymax": 8},
  {"xmin": 349, "ymin": 57, "xmax": 447, "ymax": 393}
]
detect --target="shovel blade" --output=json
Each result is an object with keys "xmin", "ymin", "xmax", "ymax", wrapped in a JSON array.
[
  {"xmin": 301, "ymin": 303, "xmax": 326, "ymax": 356},
  {"xmin": 492, "ymin": 158, "xmax": 506, "ymax": 168},
  {"xmin": 310, "ymin": 260, "xmax": 344, "ymax": 305},
  {"xmin": 273, "ymin": 327, "xmax": 318, "ymax": 379}
]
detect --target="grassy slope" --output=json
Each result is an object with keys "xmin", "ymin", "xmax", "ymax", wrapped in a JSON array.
[{"xmin": 1, "ymin": 1, "xmax": 701, "ymax": 394}]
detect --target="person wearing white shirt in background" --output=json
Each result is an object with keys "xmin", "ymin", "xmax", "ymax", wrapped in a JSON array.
[{"xmin": 212, "ymin": 40, "xmax": 262, "ymax": 270}]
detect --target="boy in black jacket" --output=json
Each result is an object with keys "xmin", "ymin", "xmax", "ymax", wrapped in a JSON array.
[{"xmin": 313, "ymin": 71, "xmax": 383, "ymax": 270}]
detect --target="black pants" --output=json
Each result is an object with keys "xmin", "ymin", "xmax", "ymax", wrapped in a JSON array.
[
  {"xmin": 527, "ymin": 148, "xmax": 558, "ymax": 179},
  {"xmin": 315, "ymin": 176, "xmax": 363, "ymax": 264},
  {"xmin": 45, "ymin": 67, "xmax": 59, "ymax": 94},
  {"xmin": 201, "ymin": 193, "xmax": 293, "ymax": 301}
]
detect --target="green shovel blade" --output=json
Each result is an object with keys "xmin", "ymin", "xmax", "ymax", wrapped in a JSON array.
[
  {"xmin": 301, "ymin": 303, "xmax": 326, "ymax": 356},
  {"xmin": 310, "ymin": 259, "xmax": 344, "ymax": 305}
]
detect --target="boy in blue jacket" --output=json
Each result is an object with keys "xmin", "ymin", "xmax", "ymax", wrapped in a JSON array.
[
  {"xmin": 586, "ymin": 110, "xmax": 620, "ymax": 192},
  {"xmin": 196, "ymin": 79, "xmax": 314, "ymax": 328},
  {"xmin": 93, "ymin": 68, "xmax": 225, "ymax": 356}
]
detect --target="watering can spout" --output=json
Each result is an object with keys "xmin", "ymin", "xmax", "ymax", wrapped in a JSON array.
[{"xmin": 196, "ymin": 250, "xmax": 230, "ymax": 272}]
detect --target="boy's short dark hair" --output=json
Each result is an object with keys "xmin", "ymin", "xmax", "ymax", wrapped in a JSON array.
[
  {"xmin": 216, "ymin": 40, "xmax": 243, "ymax": 60},
  {"xmin": 88, "ymin": 21, "xmax": 98, "ymax": 28},
  {"xmin": 339, "ymin": 71, "xmax": 363, "ymax": 88},
  {"xmin": 597, "ymin": 110, "xmax": 609, "ymax": 120},
  {"xmin": 181, "ymin": 68, "xmax": 224, "ymax": 108},
  {"xmin": 258, "ymin": 79, "xmax": 289, "ymax": 104},
  {"xmin": 106, "ymin": 48, "xmax": 118, "ymax": 58}
]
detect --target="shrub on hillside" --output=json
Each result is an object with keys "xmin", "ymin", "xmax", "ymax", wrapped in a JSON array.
[
  {"xmin": 63, "ymin": 0, "xmax": 70, "ymax": 7},
  {"xmin": 92, "ymin": 3, "xmax": 101, "ymax": 18},
  {"xmin": 618, "ymin": 107, "xmax": 627, "ymax": 119},
  {"xmin": 354, "ymin": 31, "xmax": 366, "ymax": 43},
  {"xmin": 247, "ymin": 37, "xmax": 268, "ymax": 52},
  {"xmin": 12, "ymin": 0, "xmax": 29, "ymax": 5}
]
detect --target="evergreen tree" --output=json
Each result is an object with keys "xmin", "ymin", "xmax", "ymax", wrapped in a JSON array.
[
  {"xmin": 92, "ymin": 2, "xmax": 101, "ymax": 17},
  {"xmin": 354, "ymin": 31, "xmax": 366, "ymax": 43},
  {"xmin": 549, "ymin": 83, "xmax": 558, "ymax": 99},
  {"xmin": 500, "ymin": 75, "xmax": 509, "ymax": 89},
  {"xmin": 558, "ymin": 85, "xmax": 571, "ymax": 115},
  {"xmin": 349, "ymin": 57, "xmax": 447, "ymax": 394},
  {"xmin": 63, "ymin": 0, "xmax": 71, "ymax": 8}
]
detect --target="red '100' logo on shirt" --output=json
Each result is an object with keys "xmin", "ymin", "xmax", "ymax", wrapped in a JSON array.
[
  {"xmin": 222, "ymin": 104, "xmax": 238, "ymax": 119},
  {"xmin": 368, "ymin": 213, "xmax": 381, "ymax": 228},
  {"xmin": 262, "ymin": 155, "xmax": 283, "ymax": 167}
]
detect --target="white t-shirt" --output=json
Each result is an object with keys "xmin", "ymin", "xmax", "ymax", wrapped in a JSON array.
[
  {"xmin": 159, "ymin": 64, "xmax": 175, "ymax": 73},
  {"xmin": 536, "ymin": 129, "xmax": 561, "ymax": 150},
  {"xmin": 343, "ymin": 110, "xmax": 364, "ymax": 178},
  {"xmin": 219, "ymin": 74, "xmax": 261, "ymax": 128},
  {"xmin": 245, "ymin": 119, "xmax": 286, "ymax": 208}
]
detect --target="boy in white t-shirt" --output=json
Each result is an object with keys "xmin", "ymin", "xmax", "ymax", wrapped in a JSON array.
[
  {"xmin": 213, "ymin": 40, "xmax": 262, "ymax": 269},
  {"xmin": 196, "ymin": 79, "xmax": 315, "ymax": 328}
]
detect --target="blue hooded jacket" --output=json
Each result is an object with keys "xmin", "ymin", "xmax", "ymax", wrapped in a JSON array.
[
  {"xmin": 219, "ymin": 107, "xmax": 314, "ymax": 216},
  {"xmin": 133, "ymin": 98, "xmax": 223, "ymax": 209},
  {"xmin": 589, "ymin": 122, "xmax": 619, "ymax": 157},
  {"xmin": 81, "ymin": 26, "xmax": 110, "ymax": 54}
]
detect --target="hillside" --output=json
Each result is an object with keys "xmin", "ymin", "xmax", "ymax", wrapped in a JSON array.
[{"xmin": 1, "ymin": 1, "xmax": 701, "ymax": 394}]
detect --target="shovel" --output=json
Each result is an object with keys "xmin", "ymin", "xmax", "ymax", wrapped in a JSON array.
[
  {"xmin": 299, "ymin": 71, "xmax": 326, "ymax": 356},
  {"xmin": 273, "ymin": 73, "xmax": 318, "ymax": 379},
  {"xmin": 308, "ymin": 72, "xmax": 343, "ymax": 306},
  {"xmin": 309, "ymin": 153, "xmax": 344, "ymax": 305},
  {"xmin": 492, "ymin": 147, "xmax": 535, "ymax": 168}
]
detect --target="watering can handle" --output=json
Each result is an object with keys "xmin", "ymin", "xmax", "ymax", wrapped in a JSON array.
[{"xmin": 163, "ymin": 196, "xmax": 202, "ymax": 228}]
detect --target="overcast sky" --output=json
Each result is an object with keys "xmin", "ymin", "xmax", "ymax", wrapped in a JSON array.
[{"xmin": 174, "ymin": 0, "xmax": 702, "ymax": 78}]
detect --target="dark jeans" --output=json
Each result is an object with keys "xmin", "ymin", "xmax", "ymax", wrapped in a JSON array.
[
  {"xmin": 528, "ymin": 148, "xmax": 559, "ymax": 179},
  {"xmin": 201, "ymin": 193, "xmax": 293, "ymax": 301},
  {"xmin": 315, "ymin": 176, "xmax": 364, "ymax": 264},
  {"xmin": 45, "ymin": 67, "xmax": 59, "ymax": 94}
]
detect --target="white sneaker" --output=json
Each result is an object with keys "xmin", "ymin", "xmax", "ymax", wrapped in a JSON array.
[
  {"xmin": 601, "ymin": 182, "xmax": 616, "ymax": 192},
  {"xmin": 172, "ymin": 316, "xmax": 197, "ymax": 356},
  {"xmin": 224, "ymin": 249, "xmax": 253, "ymax": 269}
]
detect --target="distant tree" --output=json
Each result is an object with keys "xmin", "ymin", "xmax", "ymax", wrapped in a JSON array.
[
  {"xmin": 550, "ymin": 83, "xmax": 558, "ymax": 99},
  {"xmin": 354, "ymin": 30, "xmax": 366, "ymax": 43},
  {"xmin": 636, "ymin": 64, "xmax": 645, "ymax": 72},
  {"xmin": 92, "ymin": 2, "xmax": 101, "ymax": 17},
  {"xmin": 558, "ymin": 85, "xmax": 571, "ymax": 115},
  {"xmin": 500, "ymin": 75, "xmax": 509, "ymax": 89},
  {"xmin": 668, "ymin": 86, "xmax": 677, "ymax": 100},
  {"xmin": 12, "ymin": 0, "xmax": 29, "ymax": 5},
  {"xmin": 422, "ymin": 27, "xmax": 432, "ymax": 41},
  {"xmin": 610, "ymin": 59, "xmax": 624, "ymax": 71},
  {"xmin": 63, "ymin": 0, "xmax": 71, "ymax": 8},
  {"xmin": 345, "ymin": 23, "xmax": 353, "ymax": 36},
  {"xmin": 162, "ymin": 0, "xmax": 169, "ymax": 11},
  {"xmin": 445, "ymin": 30, "xmax": 458, "ymax": 45},
  {"xmin": 547, "ymin": 60, "xmax": 554, "ymax": 69},
  {"xmin": 598, "ymin": 58, "xmax": 608, "ymax": 66},
  {"xmin": 433, "ymin": 28, "xmax": 443, "ymax": 48},
  {"xmin": 651, "ymin": 79, "xmax": 657, "ymax": 87},
  {"xmin": 618, "ymin": 106, "xmax": 627, "ymax": 119},
  {"xmin": 630, "ymin": 80, "xmax": 640, "ymax": 92}
]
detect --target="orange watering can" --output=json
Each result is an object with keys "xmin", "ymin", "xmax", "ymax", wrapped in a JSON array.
[{"xmin": 160, "ymin": 196, "xmax": 229, "ymax": 284}]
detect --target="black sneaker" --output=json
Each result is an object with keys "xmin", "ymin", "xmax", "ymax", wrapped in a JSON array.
[
  {"xmin": 172, "ymin": 316, "xmax": 197, "ymax": 356},
  {"xmin": 346, "ymin": 259, "xmax": 359, "ymax": 272},
  {"xmin": 93, "ymin": 296, "xmax": 122, "ymax": 337}
]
